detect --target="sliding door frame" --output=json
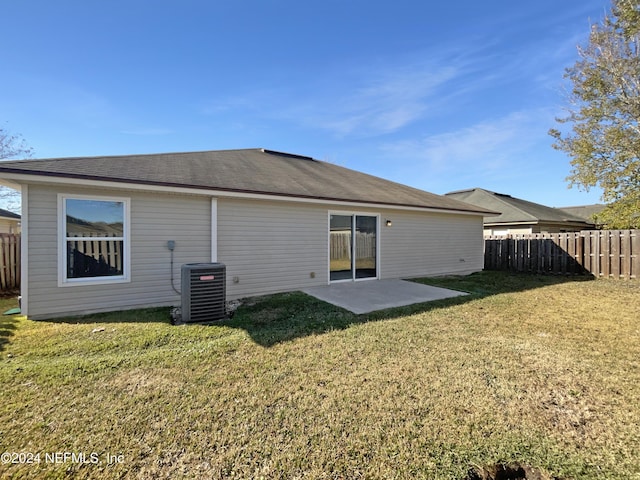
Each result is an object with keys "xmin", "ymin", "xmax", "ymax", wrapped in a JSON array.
[{"xmin": 328, "ymin": 211, "xmax": 380, "ymax": 283}]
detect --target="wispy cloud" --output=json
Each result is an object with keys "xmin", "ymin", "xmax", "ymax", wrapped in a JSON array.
[
  {"xmin": 307, "ymin": 65, "xmax": 461, "ymax": 136},
  {"xmin": 198, "ymin": 25, "xmax": 578, "ymax": 143},
  {"xmin": 200, "ymin": 51, "xmax": 480, "ymax": 138},
  {"xmin": 381, "ymin": 109, "xmax": 554, "ymax": 179}
]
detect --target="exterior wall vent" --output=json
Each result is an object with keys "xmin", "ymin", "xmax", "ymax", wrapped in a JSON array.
[{"xmin": 180, "ymin": 263, "xmax": 226, "ymax": 323}]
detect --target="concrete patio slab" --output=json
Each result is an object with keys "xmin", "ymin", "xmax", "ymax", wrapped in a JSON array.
[{"xmin": 301, "ymin": 279, "xmax": 468, "ymax": 314}]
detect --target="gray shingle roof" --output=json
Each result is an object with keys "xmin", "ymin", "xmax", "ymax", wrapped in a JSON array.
[
  {"xmin": 445, "ymin": 188, "xmax": 594, "ymax": 226},
  {"xmin": 0, "ymin": 149, "xmax": 492, "ymax": 214},
  {"xmin": 0, "ymin": 208, "xmax": 20, "ymax": 219},
  {"xmin": 557, "ymin": 204, "xmax": 606, "ymax": 224}
]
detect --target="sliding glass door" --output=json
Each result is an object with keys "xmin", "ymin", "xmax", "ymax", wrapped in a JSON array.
[
  {"xmin": 329, "ymin": 215, "xmax": 353, "ymax": 281},
  {"xmin": 355, "ymin": 215, "xmax": 377, "ymax": 279},
  {"xmin": 330, "ymin": 214, "xmax": 377, "ymax": 282}
]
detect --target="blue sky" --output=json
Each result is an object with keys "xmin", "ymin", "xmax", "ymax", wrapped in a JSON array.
[{"xmin": 1, "ymin": 0, "xmax": 611, "ymax": 208}]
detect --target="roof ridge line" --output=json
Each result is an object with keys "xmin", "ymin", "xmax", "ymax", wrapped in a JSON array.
[
  {"xmin": 0, "ymin": 148, "xmax": 265, "ymax": 164},
  {"xmin": 260, "ymin": 149, "xmax": 315, "ymax": 161}
]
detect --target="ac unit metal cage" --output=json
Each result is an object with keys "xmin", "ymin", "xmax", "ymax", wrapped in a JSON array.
[{"xmin": 180, "ymin": 263, "xmax": 226, "ymax": 323}]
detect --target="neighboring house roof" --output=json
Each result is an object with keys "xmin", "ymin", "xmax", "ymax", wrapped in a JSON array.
[
  {"xmin": 0, "ymin": 148, "xmax": 494, "ymax": 215},
  {"xmin": 444, "ymin": 188, "xmax": 595, "ymax": 227},
  {"xmin": 0, "ymin": 208, "xmax": 20, "ymax": 220},
  {"xmin": 557, "ymin": 204, "xmax": 606, "ymax": 224}
]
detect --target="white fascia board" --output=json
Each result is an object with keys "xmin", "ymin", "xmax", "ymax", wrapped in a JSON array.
[
  {"xmin": 0, "ymin": 172, "xmax": 218, "ymax": 197},
  {"xmin": 0, "ymin": 172, "xmax": 488, "ymax": 217},
  {"xmin": 0, "ymin": 178, "xmax": 23, "ymax": 191}
]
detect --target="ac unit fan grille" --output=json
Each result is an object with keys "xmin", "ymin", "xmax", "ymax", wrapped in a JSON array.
[{"xmin": 181, "ymin": 263, "xmax": 226, "ymax": 322}]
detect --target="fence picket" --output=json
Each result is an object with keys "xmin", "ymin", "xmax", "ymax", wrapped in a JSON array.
[
  {"xmin": 620, "ymin": 230, "xmax": 633, "ymax": 279},
  {"xmin": 0, "ymin": 236, "xmax": 7, "ymax": 289},
  {"xmin": 632, "ymin": 231, "xmax": 639, "ymax": 280},
  {"xmin": 610, "ymin": 230, "xmax": 620, "ymax": 278},
  {"xmin": 592, "ymin": 231, "xmax": 601, "ymax": 277}
]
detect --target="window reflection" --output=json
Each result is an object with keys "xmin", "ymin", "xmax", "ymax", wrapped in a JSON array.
[
  {"xmin": 65, "ymin": 198, "xmax": 126, "ymax": 279},
  {"xmin": 66, "ymin": 199, "xmax": 124, "ymax": 237}
]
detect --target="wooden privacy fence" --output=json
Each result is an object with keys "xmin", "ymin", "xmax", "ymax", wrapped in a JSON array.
[
  {"xmin": 485, "ymin": 230, "xmax": 639, "ymax": 279},
  {"xmin": 0, "ymin": 233, "xmax": 20, "ymax": 290},
  {"xmin": 330, "ymin": 231, "xmax": 376, "ymax": 260},
  {"xmin": 67, "ymin": 235, "xmax": 123, "ymax": 278}
]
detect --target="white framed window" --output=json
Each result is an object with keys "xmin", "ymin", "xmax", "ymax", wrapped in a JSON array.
[{"xmin": 58, "ymin": 194, "xmax": 131, "ymax": 286}]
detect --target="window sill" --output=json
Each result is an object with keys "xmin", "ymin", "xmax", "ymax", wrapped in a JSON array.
[{"xmin": 58, "ymin": 276, "xmax": 131, "ymax": 288}]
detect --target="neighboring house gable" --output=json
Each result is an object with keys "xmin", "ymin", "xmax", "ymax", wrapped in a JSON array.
[
  {"xmin": 445, "ymin": 188, "xmax": 595, "ymax": 235},
  {"xmin": 0, "ymin": 149, "xmax": 494, "ymax": 319},
  {"xmin": 0, "ymin": 207, "xmax": 21, "ymax": 234}
]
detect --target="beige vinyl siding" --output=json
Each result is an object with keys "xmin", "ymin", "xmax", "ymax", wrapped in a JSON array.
[
  {"xmin": 380, "ymin": 209, "xmax": 484, "ymax": 279},
  {"xmin": 26, "ymin": 184, "xmax": 211, "ymax": 319},
  {"xmin": 491, "ymin": 226, "xmax": 564, "ymax": 236},
  {"xmin": 217, "ymin": 198, "xmax": 328, "ymax": 299},
  {"xmin": 484, "ymin": 224, "xmax": 587, "ymax": 236},
  {"xmin": 218, "ymin": 200, "xmax": 484, "ymax": 300},
  {"xmin": 0, "ymin": 218, "xmax": 20, "ymax": 234},
  {"xmin": 535, "ymin": 223, "xmax": 585, "ymax": 234},
  {"xmin": 484, "ymin": 226, "xmax": 535, "ymax": 236},
  {"xmin": 25, "ymin": 185, "xmax": 485, "ymax": 318}
]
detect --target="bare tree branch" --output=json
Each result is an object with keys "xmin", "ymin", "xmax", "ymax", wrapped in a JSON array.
[{"xmin": 0, "ymin": 125, "xmax": 33, "ymax": 214}]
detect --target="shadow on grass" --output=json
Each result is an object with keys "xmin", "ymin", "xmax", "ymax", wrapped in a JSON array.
[
  {"xmin": 0, "ymin": 315, "xmax": 20, "ymax": 352},
  {"xmin": 0, "ymin": 294, "xmax": 21, "ymax": 352},
  {"xmin": 37, "ymin": 271, "xmax": 595, "ymax": 348},
  {"xmin": 224, "ymin": 271, "xmax": 595, "ymax": 347}
]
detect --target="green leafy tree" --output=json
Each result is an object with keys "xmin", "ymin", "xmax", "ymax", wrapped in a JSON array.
[
  {"xmin": 0, "ymin": 126, "xmax": 33, "ymax": 213},
  {"xmin": 550, "ymin": 0, "xmax": 640, "ymax": 229}
]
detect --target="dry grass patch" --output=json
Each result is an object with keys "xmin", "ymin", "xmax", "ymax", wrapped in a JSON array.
[{"xmin": 0, "ymin": 273, "xmax": 639, "ymax": 479}]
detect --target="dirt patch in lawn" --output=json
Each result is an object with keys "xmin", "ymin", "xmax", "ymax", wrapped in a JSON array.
[
  {"xmin": 108, "ymin": 368, "xmax": 181, "ymax": 396},
  {"xmin": 464, "ymin": 462, "xmax": 564, "ymax": 480}
]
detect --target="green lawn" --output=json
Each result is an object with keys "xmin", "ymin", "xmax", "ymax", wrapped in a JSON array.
[{"xmin": 0, "ymin": 272, "xmax": 639, "ymax": 479}]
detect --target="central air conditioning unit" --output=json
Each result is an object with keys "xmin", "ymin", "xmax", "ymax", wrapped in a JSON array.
[{"xmin": 180, "ymin": 263, "xmax": 226, "ymax": 323}]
